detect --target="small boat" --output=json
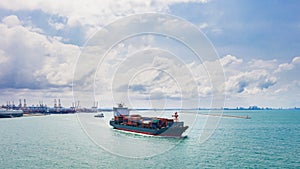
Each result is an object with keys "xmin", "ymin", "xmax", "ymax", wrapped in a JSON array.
[
  {"xmin": 94, "ymin": 113, "xmax": 104, "ymax": 118},
  {"xmin": 0, "ymin": 109, "xmax": 23, "ymax": 118},
  {"xmin": 109, "ymin": 104, "xmax": 188, "ymax": 138}
]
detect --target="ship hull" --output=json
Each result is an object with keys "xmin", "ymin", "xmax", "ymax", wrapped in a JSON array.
[{"xmin": 110, "ymin": 121, "xmax": 188, "ymax": 138}]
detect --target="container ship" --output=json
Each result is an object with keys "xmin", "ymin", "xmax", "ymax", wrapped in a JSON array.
[{"xmin": 109, "ymin": 104, "xmax": 188, "ymax": 138}]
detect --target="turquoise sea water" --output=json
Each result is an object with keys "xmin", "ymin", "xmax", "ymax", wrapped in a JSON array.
[{"xmin": 0, "ymin": 110, "xmax": 299, "ymax": 168}]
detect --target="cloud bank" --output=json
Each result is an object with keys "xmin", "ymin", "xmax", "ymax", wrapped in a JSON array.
[{"xmin": 0, "ymin": 1, "xmax": 299, "ymax": 108}]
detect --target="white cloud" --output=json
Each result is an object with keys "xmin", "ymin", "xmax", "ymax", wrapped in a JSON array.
[
  {"xmin": 276, "ymin": 63, "xmax": 294, "ymax": 72},
  {"xmin": 1, "ymin": 15, "xmax": 21, "ymax": 27},
  {"xmin": 48, "ymin": 18, "xmax": 65, "ymax": 30},
  {"xmin": 275, "ymin": 56, "xmax": 300, "ymax": 73},
  {"xmin": 0, "ymin": 49, "xmax": 9, "ymax": 64},
  {"xmin": 220, "ymin": 54, "xmax": 242, "ymax": 67},
  {"xmin": 219, "ymin": 55, "xmax": 300, "ymax": 107},
  {"xmin": 88, "ymin": 38, "xmax": 207, "ymax": 108},
  {"xmin": 91, "ymin": 47, "xmax": 298, "ymax": 107},
  {"xmin": 211, "ymin": 28, "xmax": 222, "ymax": 34},
  {"xmin": 248, "ymin": 59, "xmax": 277, "ymax": 70},
  {"xmin": 225, "ymin": 69, "xmax": 277, "ymax": 94},
  {"xmin": 199, "ymin": 22, "xmax": 208, "ymax": 29},
  {"xmin": 292, "ymin": 56, "xmax": 300, "ymax": 64},
  {"xmin": 220, "ymin": 55, "xmax": 299, "ymax": 96},
  {"xmin": 0, "ymin": 16, "xmax": 80, "ymax": 89},
  {"xmin": 0, "ymin": 0, "xmax": 208, "ymax": 39}
]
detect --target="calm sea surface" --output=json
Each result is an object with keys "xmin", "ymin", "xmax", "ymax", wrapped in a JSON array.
[{"xmin": 0, "ymin": 110, "xmax": 299, "ymax": 168}]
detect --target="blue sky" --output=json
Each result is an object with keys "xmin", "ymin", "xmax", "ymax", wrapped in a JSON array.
[{"xmin": 0, "ymin": 0, "xmax": 299, "ymax": 108}]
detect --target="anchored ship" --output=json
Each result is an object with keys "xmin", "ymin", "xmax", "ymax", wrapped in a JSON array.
[
  {"xmin": 0, "ymin": 109, "xmax": 23, "ymax": 118},
  {"xmin": 109, "ymin": 104, "xmax": 188, "ymax": 138}
]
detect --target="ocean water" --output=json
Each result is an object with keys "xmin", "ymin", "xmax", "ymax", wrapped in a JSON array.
[{"xmin": 0, "ymin": 110, "xmax": 299, "ymax": 168}]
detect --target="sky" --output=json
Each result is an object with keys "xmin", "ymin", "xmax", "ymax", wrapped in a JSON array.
[{"xmin": 0, "ymin": 0, "xmax": 299, "ymax": 108}]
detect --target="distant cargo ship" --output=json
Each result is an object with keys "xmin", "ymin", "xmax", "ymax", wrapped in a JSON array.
[
  {"xmin": 0, "ymin": 109, "xmax": 23, "ymax": 118},
  {"xmin": 109, "ymin": 104, "xmax": 188, "ymax": 138}
]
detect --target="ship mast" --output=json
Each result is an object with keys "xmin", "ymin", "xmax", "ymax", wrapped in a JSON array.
[{"xmin": 172, "ymin": 112, "xmax": 179, "ymax": 122}]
